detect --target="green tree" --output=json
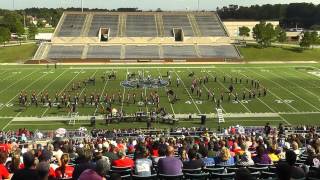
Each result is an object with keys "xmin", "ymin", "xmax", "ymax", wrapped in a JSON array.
[
  {"xmin": 310, "ymin": 31, "xmax": 318, "ymax": 46},
  {"xmin": 3, "ymin": 12, "xmax": 25, "ymax": 35},
  {"xmin": 239, "ymin": 26, "xmax": 250, "ymax": 40},
  {"xmin": 0, "ymin": 27, "xmax": 11, "ymax": 46},
  {"xmin": 28, "ymin": 24, "xmax": 38, "ymax": 40},
  {"xmin": 275, "ymin": 25, "xmax": 287, "ymax": 43},
  {"xmin": 252, "ymin": 22, "xmax": 276, "ymax": 47},
  {"xmin": 300, "ymin": 31, "xmax": 311, "ymax": 49}
]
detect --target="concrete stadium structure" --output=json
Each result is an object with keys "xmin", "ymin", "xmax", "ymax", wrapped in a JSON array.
[{"xmin": 31, "ymin": 11, "xmax": 241, "ymax": 63}]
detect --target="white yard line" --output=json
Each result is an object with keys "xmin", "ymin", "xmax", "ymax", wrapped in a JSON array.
[
  {"xmin": 15, "ymin": 69, "xmax": 69, "ymax": 116},
  {"xmin": 93, "ymin": 70, "xmax": 110, "ymax": 115},
  {"xmin": 40, "ymin": 69, "xmax": 83, "ymax": 117},
  {"xmin": 1, "ymin": 72, "xmax": 52, "ymax": 130},
  {"xmin": 173, "ymin": 69, "xmax": 201, "ymax": 114},
  {"xmin": 238, "ymin": 71, "xmax": 299, "ymax": 112},
  {"xmin": 0, "ymin": 73, "xmax": 17, "ymax": 82},
  {"xmin": 120, "ymin": 69, "xmax": 127, "ymax": 112},
  {"xmin": 206, "ymin": 70, "xmax": 252, "ymax": 113},
  {"xmin": 0, "ymin": 69, "xmax": 39, "ymax": 95},
  {"xmin": 250, "ymin": 69, "xmax": 320, "ymax": 112},
  {"xmin": 236, "ymin": 72, "xmax": 291, "ymax": 125},
  {"xmin": 186, "ymin": 68, "xmax": 227, "ymax": 114},
  {"xmin": 156, "ymin": 68, "xmax": 175, "ymax": 115},
  {"xmin": 279, "ymin": 71, "xmax": 320, "ymax": 99}
]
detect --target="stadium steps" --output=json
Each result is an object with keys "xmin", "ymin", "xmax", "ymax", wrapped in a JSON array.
[
  {"xmin": 81, "ymin": 44, "xmax": 89, "ymax": 59},
  {"xmin": 159, "ymin": 45, "xmax": 164, "ymax": 59},
  {"xmin": 121, "ymin": 45, "xmax": 126, "ymax": 59},
  {"xmin": 187, "ymin": 14, "xmax": 201, "ymax": 36},
  {"xmin": 155, "ymin": 14, "xmax": 165, "ymax": 37},
  {"xmin": 216, "ymin": 108, "xmax": 225, "ymax": 123},
  {"xmin": 215, "ymin": 13, "xmax": 230, "ymax": 37},
  {"xmin": 33, "ymin": 43, "xmax": 51, "ymax": 60},
  {"xmin": 52, "ymin": 12, "xmax": 66, "ymax": 38},
  {"xmin": 81, "ymin": 13, "xmax": 94, "ymax": 37},
  {"xmin": 119, "ymin": 14, "xmax": 127, "ymax": 37},
  {"xmin": 194, "ymin": 44, "xmax": 202, "ymax": 58}
]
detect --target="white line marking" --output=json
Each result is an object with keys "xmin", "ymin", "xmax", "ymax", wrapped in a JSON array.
[
  {"xmin": 40, "ymin": 70, "xmax": 83, "ymax": 117},
  {"xmin": 278, "ymin": 71, "xmax": 320, "ymax": 99},
  {"xmin": 241, "ymin": 69, "xmax": 299, "ymax": 112},
  {"xmin": 94, "ymin": 70, "xmax": 110, "ymax": 115},
  {"xmin": 157, "ymin": 68, "xmax": 175, "ymax": 115},
  {"xmin": 120, "ymin": 69, "xmax": 127, "ymax": 112},
  {"xmin": 236, "ymin": 72, "xmax": 291, "ymax": 125},
  {"xmin": 206, "ymin": 70, "xmax": 252, "ymax": 113},
  {"xmin": 0, "ymin": 69, "xmax": 39, "ymax": 95},
  {"xmin": 251, "ymin": 69, "xmax": 320, "ymax": 112},
  {"xmin": 173, "ymin": 69, "xmax": 201, "ymax": 114}
]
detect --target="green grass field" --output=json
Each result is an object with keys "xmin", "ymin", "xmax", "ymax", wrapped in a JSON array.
[
  {"xmin": 0, "ymin": 64, "xmax": 319, "ymax": 131},
  {"xmin": 239, "ymin": 45, "xmax": 320, "ymax": 61},
  {"xmin": 0, "ymin": 44, "xmax": 38, "ymax": 63}
]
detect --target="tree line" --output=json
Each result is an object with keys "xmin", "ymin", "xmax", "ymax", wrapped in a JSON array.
[
  {"xmin": 217, "ymin": 3, "xmax": 320, "ymax": 29},
  {"xmin": 238, "ymin": 22, "xmax": 319, "ymax": 49}
]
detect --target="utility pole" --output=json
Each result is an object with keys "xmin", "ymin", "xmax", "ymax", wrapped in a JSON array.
[{"xmin": 12, "ymin": 0, "xmax": 15, "ymax": 10}]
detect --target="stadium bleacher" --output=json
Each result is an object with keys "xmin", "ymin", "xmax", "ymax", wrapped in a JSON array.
[
  {"xmin": 195, "ymin": 15, "xmax": 227, "ymax": 36},
  {"xmin": 88, "ymin": 14, "xmax": 119, "ymax": 37},
  {"xmin": 47, "ymin": 45, "xmax": 84, "ymax": 59},
  {"xmin": 162, "ymin": 15, "xmax": 194, "ymax": 37},
  {"xmin": 125, "ymin": 15, "xmax": 157, "ymax": 37},
  {"xmin": 57, "ymin": 14, "xmax": 86, "ymax": 37},
  {"xmin": 163, "ymin": 45, "xmax": 198, "ymax": 59},
  {"xmin": 125, "ymin": 45, "xmax": 159, "ymax": 59},
  {"xmin": 198, "ymin": 45, "xmax": 240, "ymax": 58},
  {"xmin": 34, "ymin": 11, "xmax": 242, "ymax": 62},
  {"xmin": 87, "ymin": 45, "xmax": 121, "ymax": 59}
]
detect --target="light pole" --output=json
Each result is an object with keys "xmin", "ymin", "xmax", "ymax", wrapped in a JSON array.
[
  {"xmin": 197, "ymin": 0, "xmax": 200, "ymax": 11},
  {"xmin": 12, "ymin": 0, "xmax": 15, "ymax": 10},
  {"xmin": 81, "ymin": 0, "xmax": 83, "ymax": 12}
]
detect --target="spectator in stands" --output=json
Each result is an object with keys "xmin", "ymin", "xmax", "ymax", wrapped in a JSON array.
[
  {"xmin": 158, "ymin": 146, "xmax": 183, "ymax": 175},
  {"xmin": 37, "ymin": 162, "xmax": 50, "ymax": 180},
  {"xmin": 235, "ymin": 167, "xmax": 255, "ymax": 180},
  {"xmin": 134, "ymin": 146, "xmax": 153, "ymax": 176},
  {"xmin": 237, "ymin": 144, "xmax": 254, "ymax": 166},
  {"xmin": 78, "ymin": 159, "xmax": 110, "ymax": 180},
  {"xmin": 285, "ymin": 150, "xmax": 305, "ymax": 179},
  {"xmin": 152, "ymin": 145, "xmax": 166, "ymax": 164},
  {"xmin": 199, "ymin": 147, "xmax": 215, "ymax": 167},
  {"xmin": 0, "ymin": 152, "xmax": 10, "ymax": 179},
  {"xmin": 38, "ymin": 150, "xmax": 56, "ymax": 180},
  {"xmin": 12, "ymin": 152, "xmax": 39, "ymax": 180},
  {"xmin": 267, "ymin": 144, "xmax": 280, "ymax": 162},
  {"xmin": 183, "ymin": 148, "xmax": 205, "ymax": 169},
  {"xmin": 217, "ymin": 147, "xmax": 235, "ymax": 166},
  {"xmin": 72, "ymin": 149, "xmax": 95, "ymax": 180},
  {"xmin": 291, "ymin": 141, "xmax": 301, "ymax": 156},
  {"xmin": 253, "ymin": 145, "xmax": 272, "ymax": 164},
  {"xmin": 112, "ymin": 150, "xmax": 134, "ymax": 168},
  {"xmin": 9, "ymin": 152, "xmax": 22, "ymax": 174},
  {"xmin": 103, "ymin": 144, "xmax": 119, "ymax": 163},
  {"xmin": 55, "ymin": 153, "xmax": 74, "ymax": 179}
]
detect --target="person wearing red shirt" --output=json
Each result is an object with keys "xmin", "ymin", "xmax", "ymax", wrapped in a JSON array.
[
  {"xmin": 0, "ymin": 152, "xmax": 10, "ymax": 179},
  {"xmin": 112, "ymin": 151, "xmax": 134, "ymax": 168},
  {"xmin": 55, "ymin": 153, "xmax": 74, "ymax": 179}
]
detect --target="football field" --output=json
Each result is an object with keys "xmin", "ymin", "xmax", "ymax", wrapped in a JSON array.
[{"xmin": 0, "ymin": 63, "xmax": 319, "ymax": 130}]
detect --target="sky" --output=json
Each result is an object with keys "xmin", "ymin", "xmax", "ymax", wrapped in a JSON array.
[{"xmin": 0, "ymin": 0, "xmax": 319, "ymax": 10}]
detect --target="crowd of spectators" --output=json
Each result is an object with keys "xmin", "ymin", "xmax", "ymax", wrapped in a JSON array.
[{"xmin": 0, "ymin": 124, "xmax": 318, "ymax": 180}]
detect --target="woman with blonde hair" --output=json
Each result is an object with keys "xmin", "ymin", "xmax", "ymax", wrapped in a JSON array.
[
  {"xmin": 55, "ymin": 153, "xmax": 74, "ymax": 179},
  {"xmin": 217, "ymin": 147, "xmax": 235, "ymax": 166}
]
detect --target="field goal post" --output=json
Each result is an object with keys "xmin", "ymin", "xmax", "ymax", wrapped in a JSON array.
[{"xmin": 69, "ymin": 112, "xmax": 79, "ymax": 125}]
